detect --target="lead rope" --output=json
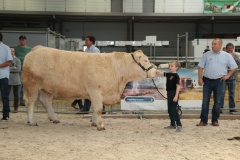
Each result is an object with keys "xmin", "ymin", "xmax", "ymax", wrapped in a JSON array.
[{"xmin": 151, "ymin": 79, "xmax": 182, "ymax": 116}]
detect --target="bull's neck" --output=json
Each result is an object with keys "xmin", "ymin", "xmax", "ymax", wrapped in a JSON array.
[{"xmin": 118, "ymin": 53, "xmax": 146, "ymax": 83}]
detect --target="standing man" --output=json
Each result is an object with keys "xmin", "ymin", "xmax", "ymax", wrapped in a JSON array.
[
  {"xmin": 14, "ymin": 35, "xmax": 31, "ymax": 106},
  {"xmin": 220, "ymin": 43, "xmax": 240, "ymax": 113},
  {"xmin": 82, "ymin": 36, "xmax": 106, "ymax": 113},
  {"xmin": 197, "ymin": 38, "xmax": 237, "ymax": 126},
  {"xmin": 0, "ymin": 32, "xmax": 13, "ymax": 120},
  {"xmin": 203, "ymin": 45, "xmax": 210, "ymax": 54}
]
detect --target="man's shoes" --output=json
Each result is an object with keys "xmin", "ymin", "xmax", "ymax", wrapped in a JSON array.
[
  {"xmin": 1, "ymin": 117, "xmax": 9, "ymax": 120},
  {"xmin": 71, "ymin": 104, "xmax": 78, "ymax": 109},
  {"xmin": 196, "ymin": 122, "xmax": 207, "ymax": 126},
  {"xmin": 164, "ymin": 125, "xmax": 176, "ymax": 129},
  {"xmin": 102, "ymin": 111, "xmax": 106, "ymax": 114},
  {"xmin": 212, "ymin": 122, "xmax": 219, "ymax": 126},
  {"xmin": 19, "ymin": 101, "xmax": 25, "ymax": 106},
  {"xmin": 175, "ymin": 126, "xmax": 182, "ymax": 132},
  {"xmin": 230, "ymin": 109, "xmax": 238, "ymax": 112},
  {"xmin": 12, "ymin": 110, "xmax": 18, "ymax": 113},
  {"xmin": 79, "ymin": 108, "xmax": 84, "ymax": 112}
]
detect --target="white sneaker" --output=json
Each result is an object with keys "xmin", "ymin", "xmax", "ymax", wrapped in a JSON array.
[
  {"xmin": 176, "ymin": 126, "xmax": 182, "ymax": 132},
  {"xmin": 164, "ymin": 125, "xmax": 176, "ymax": 129}
]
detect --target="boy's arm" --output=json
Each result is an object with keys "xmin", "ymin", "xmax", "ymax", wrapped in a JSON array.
[
  {"xmin": 156, "ymin": 70, "xmax": 164, "ymax": 76},
  {"xmin": 173, "ymin": 84, "xmax": 180, "ymax": 102}
]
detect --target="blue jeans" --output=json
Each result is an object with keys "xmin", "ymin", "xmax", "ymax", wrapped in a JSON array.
[
  {"xmin": 220, "ymin": 79, "xmax": 236, "ymax": 109},
  {"xmin": 200, "ymin": 77, "xmax": 224, "ymax": 124},
  {"xmin": 167, "ymin": 91, "xmax": 182, "ymax": 127},
  {"xmin": 83, "ymin": 99, "xmax": 106, "ymax": 112},
  {"xmin": 83, "ymin": 99, "xmax": 91, "ymax": 112},
  {"xmin": 0, "ymin": 78, "xmax": 10, "ymax": 118}
]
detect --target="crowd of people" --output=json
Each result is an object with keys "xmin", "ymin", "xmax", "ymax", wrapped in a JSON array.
[
  {"xmin": 0, "ymin": 33, "xmax": 239, "ymax": 132},
  {"xmin": 0, "ymin": 33, "xmax": 31, "ymax": 120}
]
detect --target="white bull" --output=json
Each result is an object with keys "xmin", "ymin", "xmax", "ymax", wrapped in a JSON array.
[{"xmin": 22, "ymin": 46, "xmax": 157, "ymax": 130}]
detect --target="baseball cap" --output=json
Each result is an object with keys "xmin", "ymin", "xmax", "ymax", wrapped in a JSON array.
[{"xmin": 19, "ymin": 35, "xmax": 27, "ymax": 40}]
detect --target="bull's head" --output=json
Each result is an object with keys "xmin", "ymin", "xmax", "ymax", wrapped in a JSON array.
[{"xmin": 132, "ymin": 50, "xmax": 157, "ymax": 78}]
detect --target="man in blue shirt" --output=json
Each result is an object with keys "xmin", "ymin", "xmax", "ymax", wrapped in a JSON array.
[
  {"xmin": 73, "ymin": 36, "xmax": 105, "ymax": 114},
  {"xmin": 197, "ymin": 38, "xmax": 237, "ymax": 127},
  {"xmin": 0, "ymin": 33, "xmax": 13, "ymax": 120},
  {"xmin": 85, "ymin": 36, "xmax": 100, "ymax": 53},
  {"xmin": 83, "ymin": 36, "xmax": 100, "ymax": 113}
]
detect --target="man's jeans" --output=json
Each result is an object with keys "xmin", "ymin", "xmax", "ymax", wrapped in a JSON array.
[
  {"xmin": 83, "ymin": 99, "xmax": 106, "ymax": 112},
  {"xmin": 220, "ymin": 79, "xmax": 236, "ymax": 109},
  {"xmin": 200, "ymin": 77, "xmax": 224, "ymax": 124},
  {"xmin": 0, "ymin": 78, "xmax": 10, "ymax": 118}
]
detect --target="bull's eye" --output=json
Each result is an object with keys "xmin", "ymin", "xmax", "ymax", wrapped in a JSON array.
[{"xmin": 144, "ymin": 60, "xmax": 148, "ymax": 62}]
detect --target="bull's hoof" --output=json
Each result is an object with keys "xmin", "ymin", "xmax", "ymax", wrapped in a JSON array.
[
  {"xmin": 52, "ymin": 120, "xmax": 60, "ymax": 123},
  {"xmin": 28, "ymin": 122, "xmax": 38, "ymax": 126},
  {"xmin": 91, "ymin": 122, "xmax": 97, "ymax": 127},
  {"xmin": 97, "ymin": 127, "xmax": 106, "ymax": 131}
]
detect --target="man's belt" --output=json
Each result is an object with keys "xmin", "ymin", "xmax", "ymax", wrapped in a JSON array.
[{"xmin": 203, "ymin": 76, "xmax": 222, "ymax": 81}]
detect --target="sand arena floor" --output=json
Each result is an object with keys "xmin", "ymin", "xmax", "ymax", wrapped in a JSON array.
[{"xmin": 0, "ymin": 112, "xmax": 239, "ymax": 160}]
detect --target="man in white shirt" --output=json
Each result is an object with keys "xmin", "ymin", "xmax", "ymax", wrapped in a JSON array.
[{"xmin": 0, "ymin": 32, "xmax": 13, "ymax": 120}]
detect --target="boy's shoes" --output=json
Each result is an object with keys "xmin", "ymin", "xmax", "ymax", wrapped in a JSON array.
[
  {"xmin": 175, "ymin": 126, "xmax": 182, "ymax": 132},
  {"xmin": 1, "ymin": 117, "xmax": 9, "ymax": 121},
  {"xmin": 164, "ymin": 125, "xmax": 176, "ymax": 129}
]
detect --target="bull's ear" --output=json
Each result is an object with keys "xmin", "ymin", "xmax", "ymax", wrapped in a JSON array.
[{"xmin": 134, "ymin": 50, "xmax": 143, "ymax": 53}]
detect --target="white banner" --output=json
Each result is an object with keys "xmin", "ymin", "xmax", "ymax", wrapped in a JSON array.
[{"xmin": 121, "ymin": 69, "xmax": 203, "ymax": 111}]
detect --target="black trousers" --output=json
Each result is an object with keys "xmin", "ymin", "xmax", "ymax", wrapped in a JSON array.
[
  {"xmin": 8, "ymin": 85, "xmax": 20, "ymax": 110},
  {"xmin": 71, "ymin": 99, "xmax": 83, "ymax": 109},
  {"xmin": 0, "ymin": 78, "xmax": 10, "ymax": 117}
]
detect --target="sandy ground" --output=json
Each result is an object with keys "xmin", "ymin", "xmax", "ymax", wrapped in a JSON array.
[{"xmin": 0, "ymin": 112, "xmax": 239, "ymax": 160}]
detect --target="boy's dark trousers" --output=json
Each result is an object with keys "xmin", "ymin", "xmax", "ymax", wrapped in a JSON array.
[{"xmin": 167, "ymin": 90, "xmax": 182, "ymax": 127}]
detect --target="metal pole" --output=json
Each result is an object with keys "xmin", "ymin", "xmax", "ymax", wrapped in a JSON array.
[
  {"xmin": 185, "ymin": 32, "xmax": 188, "ymax": 68},
  {"xmin": 153, "ymin": 43, "xmax": 156, "ymax": 63},
  {"xmin": 177, "ymin": 34, "xmax": 179, "ymax": 61},
  {"xmin": 150, "ymin": 43, "xmax": 152, "ymax": 58}
]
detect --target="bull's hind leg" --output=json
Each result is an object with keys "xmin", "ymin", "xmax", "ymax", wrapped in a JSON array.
[
  {"xmin": 24, "ymin": 88, "xmax": 39, "ymax": 126},
  {"xmin": 39, "ymin": 90, "xmax": 60, "ymax": 123},
  {"xmin": 90, "ymin": 93, "xmax": 105, "ymax": 131}
]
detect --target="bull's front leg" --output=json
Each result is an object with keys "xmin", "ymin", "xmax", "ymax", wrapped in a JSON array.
[
  {"xmin": 90, "ymin": 96, "xmax": 105, "ymax": 131},
  {"xmin": 39, "ymin": 91, "xmax": 60, "ymax": 123}
]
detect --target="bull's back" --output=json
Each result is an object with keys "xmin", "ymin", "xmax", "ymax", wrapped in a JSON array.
[{"xmin": 22, "ymin": 46, "xmax": 120, "ymax": 100}]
